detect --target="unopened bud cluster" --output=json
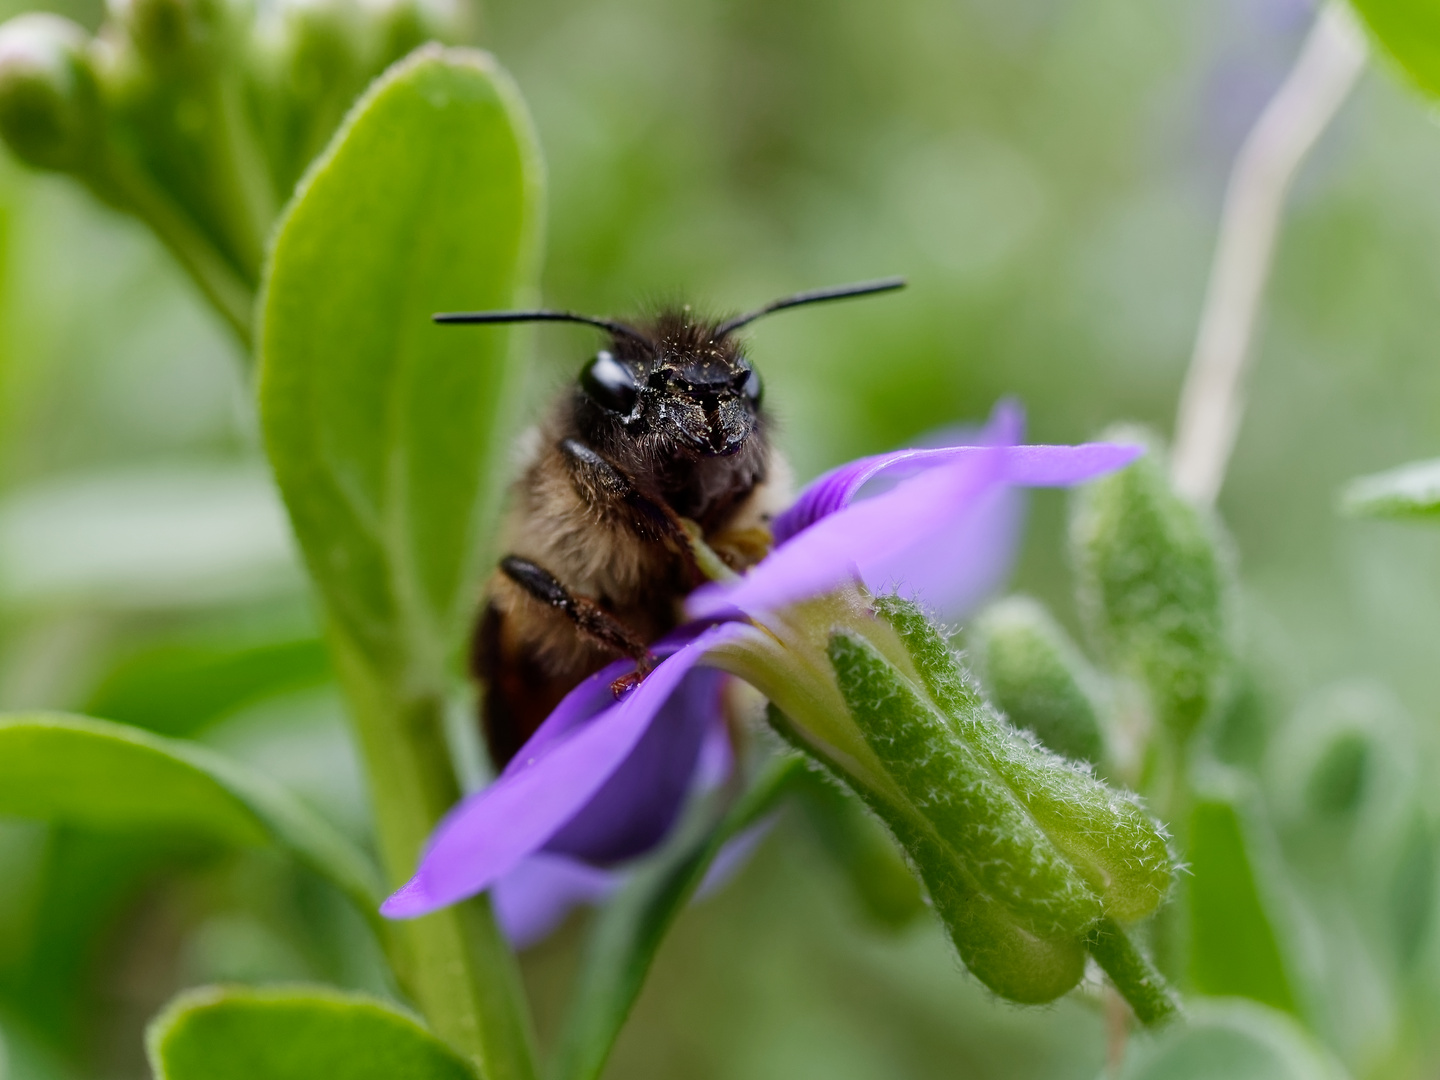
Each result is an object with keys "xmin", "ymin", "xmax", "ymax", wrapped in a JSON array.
[{"xmin": 0, "ymin": 0, "xmax": 464, "ymax": 337}]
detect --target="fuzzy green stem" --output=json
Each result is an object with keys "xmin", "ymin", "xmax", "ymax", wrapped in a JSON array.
[
  {"xmin": 331, "ymin": 630, "xmax": 537, "ymax": 1080},
  {"xmin": 1085, "ymin": 917, "xmax": 1182, "ymax": 1027}
]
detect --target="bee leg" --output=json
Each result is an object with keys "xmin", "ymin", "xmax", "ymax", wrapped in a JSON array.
[
  {"xmin": 499, "ymin": 555, "xmax": 656, "ymax": 679},
  {"xmin": 557, "ymin": 438, "xmax": 702, "ymax": 578}
]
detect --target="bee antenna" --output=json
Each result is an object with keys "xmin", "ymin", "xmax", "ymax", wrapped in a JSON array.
[
  {"xmin": 714, "ymin": 276, "xmax": 906, "ymax": 337},
  {"xmin": 433, "ymin": 309, "xmax": 653, "ymax": 348}
]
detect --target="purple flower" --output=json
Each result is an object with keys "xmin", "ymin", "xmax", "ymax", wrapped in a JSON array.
[{"xmin": 382, "ymin": 402, "xmax": 1141, "ymax": 925}]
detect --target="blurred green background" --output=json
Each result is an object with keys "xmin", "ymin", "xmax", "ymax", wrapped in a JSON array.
[{"xmin": 2, "ymin": 0, "xmax": 1440, "ymax": 1075}]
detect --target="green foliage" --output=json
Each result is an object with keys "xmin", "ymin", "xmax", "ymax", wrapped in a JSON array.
[
  {"xmin": 551, "ymin": 757, "xmax": 804, "ymax": 1080},
  {"xmin": 1340, "ymin": 457, "xmax": 1440, "ymax": 519},
  {"xmin": 1117, "ymin": 1001, "xmax": 1348, "ymax": 1080},
  {"xmin": 970, "ymin": 595, "xmax": 1108, "ymax": 765},
  {"xmin": 147, "ymin": 985, "xmax": 477, "ymax": 1080},
  {"xmin": 258, "ymin": 46, "xmax": 543, "ymax": 1075},
  {"xmin": 1350, "ymin": 0, "xmax": 1440, "ymax": 100},
  {"xmin": 0, "ymin": 712, "xmax": 384, "ymax": 919},
  {"xmin": 84, "ymin": 634, "xmax": 330, "ymax": 738},
  {"xmin": 0, "ymin": 0, "xmax": 464, "ymax": 339},
  {"xmin": 791, "ymin": 766, "xmax": 926, "ymax": 931},
  {"xmin": 1186, "ymin": 785, "xmax": 1297, "ymax": 1014},
  {"xmin": 1069, "ymin": 428, "xmax": 1232, "ymax": 746},
  {"xmin": 260, "ymin": 44, "xmax": 542, "ymax": 683}
]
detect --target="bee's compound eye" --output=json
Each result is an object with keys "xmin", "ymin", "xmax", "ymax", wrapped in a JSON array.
[
  {"xmin": 741, "ymin": 367, "xmax": 763, "ymax": 405},
  {"xmin": 581, "ymin": 351, "xmax": 640, "ymax": 414}
]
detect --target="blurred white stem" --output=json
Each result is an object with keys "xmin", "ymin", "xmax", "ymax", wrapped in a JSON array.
[{"xmin": 1170, "ymin": 2, "xmax": 1367, "ymax": 508}]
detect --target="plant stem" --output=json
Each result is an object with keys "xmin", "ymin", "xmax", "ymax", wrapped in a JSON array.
[
  {"xmin": 88, "ymin": 149, "xmax": 256, "ymax": 346},
  {"xmin": 331, "ymin": 631, "xmax": 537, "ymax": 1080},
  {"xmin": 1170, "ymin": 2, "xmax": 1366, "ymax": 508},
  {"xmin": 1086, "ymin": 917, "xmax": 1181, "ymax": 1028}
]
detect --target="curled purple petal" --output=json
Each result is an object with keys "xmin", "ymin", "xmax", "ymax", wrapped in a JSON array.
[
  {"xmin": 503, "ymin": 658, "xmax": 635, "ymax": 773},
  {"xmin": 696, "ymin": 398, "xmax": 1141, "ymax": 620},
  {"xmin": 1002, "ymin": 442, "xmax": 1143, "ymax": 485},
  {"xmin": 381, "ymin": 623, "xmax": 746, "ymax": 919},
  {"xmin": 492, "ymin": 855, "xmax": 618, "ymax": 949},
  {"xmin": 877, "ymin": 480, "xmax": 1026, "ymax": 623},
  {"xmin": 690, "ymin": 445, "xmax": 1008, "ymax": 619},
  {"xmin": 773, "ymin": 399, "xmax": 1139, "ymax": 544},
  {"xmin": 544, "ymin": 666, "xmax": 728, "ymax": 864}
]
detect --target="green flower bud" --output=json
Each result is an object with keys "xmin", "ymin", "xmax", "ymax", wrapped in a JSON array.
[
  {"xmin": 110, "ymin": 0, "xmax": 230, "ymax": 67},
  {"xmin": 889, "ymin": 808, "xmax": 1087, "ymax": 1004},
  {"xmin": 0, "ymin": 15, "xmax": 101, "ymax": 171},
  {"xmin": 829, "ymin": 630, "xmax": 1104, "ymax": 941},
  {"xmin": 1069, "ymin": 426, "xmax": 1232, "ymax": 745},
  {"xmin": 970, "ymin": 595, "xmax": 1108, "ymax": 765},
  {"xmin": 875, "ymin": 595, "xmax": 1175, "ymax": 923}
]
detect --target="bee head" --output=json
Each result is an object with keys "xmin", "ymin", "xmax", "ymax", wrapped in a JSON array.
[
  {"xmin": 433, "ymin": 276, "xmax": 902, "ymax": 460},
  {"xmin": 579, "ymin": 314, "xmax": 763, "ymax": 457}
]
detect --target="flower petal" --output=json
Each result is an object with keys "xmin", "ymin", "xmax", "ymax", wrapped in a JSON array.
[
  {"xmin": 492, "ymin": 854, "xmax": 618, "ymax": 949},
  {"xmin": 698, "ymin": 396, "xmax": 1141, "ymax": 620},
  {"xmin": 543, "ymin": 666, "xmax": 728, "ymax": 863},
  {"xmin": 771, "ymin": 400, "xmax": 1023, "ymax": 543},
  {"xmin": 380, "ymin": 623, "xmax": 745, "ymax": 918},
  {"xmin": 689, "ymin": 445, "xmax": 1008, "ymax": 619},
  {"xmin": 774, "ymin": 440, "xmax": 1141, "ymax": 542},
  {"xmin": 873, "ymin": 479, "xmax": 1025, "ymax": 622}
]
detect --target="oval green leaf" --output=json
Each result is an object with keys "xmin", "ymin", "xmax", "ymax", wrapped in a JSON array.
[
  {"xmin": 259, "ymin": 44, "xmax": 544, "ymax": 679},
  {"xmin": 0, "ymin": 712, "xmax": 383, "ymax": 918},
  {"xmin": 1340, "ymin": 457, "xmax": 1440, "ymax": 520},
  {"xmin": 148, "ymin": 986, "xmax": 477, "ymax": 1080}
]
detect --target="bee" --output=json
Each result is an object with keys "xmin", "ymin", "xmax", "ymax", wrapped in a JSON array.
[{"xmin": 436, "ymin": 277, "xmax": 905, "ymax": 767}]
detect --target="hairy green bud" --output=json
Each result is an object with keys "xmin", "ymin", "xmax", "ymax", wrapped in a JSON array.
[
  {"xmin": 0, "ymin": 15, "xmax": 100, "ymax": 171},
  {"xmin": 875, "ymin": 595, "xmax": 1174, "ymax": 923},
  {"xmin": 1069, "ymin": 426, "xmax": 1231, "ymax": 745},
  {"xmin": 830, "ymin": 631, "xmax": 1103, "ymax": 940},
  {"xmin": 890, "ymin": 810, "xmax": 1088, "ymax": 1004},
  {"xmin": 826, "ymin": 630, "xmax": 1093, "ymax": 1001},
  {"xmin": 971, "ymin": 595, "xmax": 1108, "ymax": 765}
]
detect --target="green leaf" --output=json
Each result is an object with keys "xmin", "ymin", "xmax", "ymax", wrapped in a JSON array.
[
  {"xmin": 258, "ymin": 45, "xmax": 543, "ymax": 1076},
  {"xmin": 1339, "ymin": 457, "xmax": 1440, "ymax": 519},
  {"xmin": 147, "ymin": 985, "xmax": 477, "ymax": 1080},
  {"xmin": 1350, "ymin": 0, "xmax": 1440, "ymax": 100},
  {"xmin": 85, "ymin": 634, "xmax": 330, "ymax": 738},
  {"xmin": 0, "ymin": 712, "xmax": 383, "ymax": 924},
  {"xmin": 1118, "ymin": 1000, "xmax": 1347, "ymax": 1080},
  {"xmin": 551, "ymin": 756, "xmax": 803, "ymax": 1080},
  {"xmin": 260, "ymin": 43, "xmax": 543, "ymax": 682},
  {"xmin": 1186, "ymin": 782, "xmax": 1298, "ymax": 1014}
]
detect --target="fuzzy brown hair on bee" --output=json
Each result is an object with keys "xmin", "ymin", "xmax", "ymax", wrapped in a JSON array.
[{"xmin": 435, "ymin": 277, "xmax": 905, "ymax": 768}]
